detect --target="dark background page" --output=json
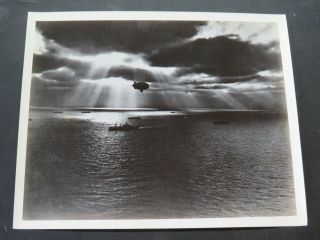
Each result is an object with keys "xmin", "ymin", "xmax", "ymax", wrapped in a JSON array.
[{"xmin": 0, "ymin": 0, "xmax": 319, "ymax": 239}]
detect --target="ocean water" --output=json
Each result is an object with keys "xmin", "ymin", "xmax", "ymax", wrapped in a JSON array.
[{"xmin": 23, "ymin": 109, "xmax": 296, "ymax": 220}]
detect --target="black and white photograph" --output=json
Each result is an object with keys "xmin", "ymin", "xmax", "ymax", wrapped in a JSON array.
[{"xmin": 13, "ymin": 12, "xmax": 307, "ymax": 229}]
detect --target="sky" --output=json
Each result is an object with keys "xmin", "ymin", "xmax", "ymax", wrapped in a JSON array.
[{"xmin": 30, "ymin": 20, "xmax": 286, "ymax": 110}]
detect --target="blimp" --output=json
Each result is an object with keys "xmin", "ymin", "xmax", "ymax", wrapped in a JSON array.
[{"xmin": 132, "ymin": 81, "xmax": 149, "ymax": 92}]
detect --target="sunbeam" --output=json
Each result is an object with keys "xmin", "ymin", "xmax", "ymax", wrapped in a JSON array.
[
  {"xmin": 67, "ymin": 77, "xmax": 141, "ymax": 108},
  {"xmin": 214, "ymin": 89, "xmax": 247, "ymax": 109}
]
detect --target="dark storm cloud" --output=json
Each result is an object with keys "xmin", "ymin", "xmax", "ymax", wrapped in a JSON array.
[
  {"xmin": 177, "ymin": 74, "xmax": 259, "ymax": 86},
  {"xmin": 32, "ymin": 54, "xmax": 62, "ymax": 72},
  {"xmin": 193, "ymin": 85, "xmax": 228, "ymax": 90},
  {"xmin": 148, "ymin": 36, "xmax": 281, "ymax": 76},
  {"xmin": 32, "ymin": 67, "xmax": 80, "ymax": 89},
  {"xmin": 32, "ymin": 53, "xmax": 90, "ymax": 75},
  {"xmin": 213, "ymin": 73, "xmax": 283, "ymax": 84},
  {"xmin": 36, "ymin": 21, "xmax": 206, "ymax": 54},
  {"xmin": 41, "ymin": 67, "xmax": 77, "ymax": 83},
  {"xmin": 32, "ymin": 75, "xmax": 74, "ymax": 88}
]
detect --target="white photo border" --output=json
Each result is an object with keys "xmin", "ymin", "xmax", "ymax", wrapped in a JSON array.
[{"xmin": 13, "ymin": 11, "xmax": 307, "ymax": 229}]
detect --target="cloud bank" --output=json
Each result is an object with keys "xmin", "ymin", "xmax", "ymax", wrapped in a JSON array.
[{"xmin": 30, "ymin": 21, "xmax": 286, "ymax": 110}]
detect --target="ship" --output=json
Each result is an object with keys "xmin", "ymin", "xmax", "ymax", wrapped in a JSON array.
[
  {"xmin": 213, "ymin": 120, "xmax": 231, "ymax": 124},
  {"xmin": 128, "ymin": 116, "xmax": 142, "ymax": 120}
]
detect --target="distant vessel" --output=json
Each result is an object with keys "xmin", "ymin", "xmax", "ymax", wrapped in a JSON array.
[
  {"xmin": 213, "ymin": 121, "xmax": 231, "ymax": 124},
  {"xmin": 128, "ymin": 116, "xmax": 142, "ymax": 120},
  {"xmin": 53, "ymin": 111, "xmax": 63, "ymax": 113},
  {"xmin": 109, "ymin": 123, "xmax": 139, "ymax": 131},
  {"xmin": 81, "ymin": 111, "xmax": 91, "ymax": 113}
]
